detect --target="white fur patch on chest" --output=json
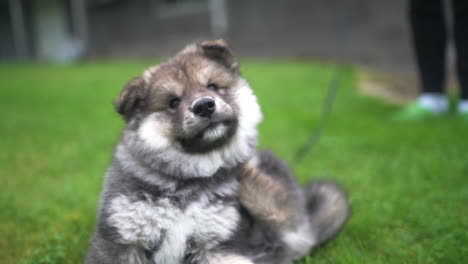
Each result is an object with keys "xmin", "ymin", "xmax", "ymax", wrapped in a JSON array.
[{"xmin": 107, "ymin": 194, "xmax": 240, "ymax": 264}]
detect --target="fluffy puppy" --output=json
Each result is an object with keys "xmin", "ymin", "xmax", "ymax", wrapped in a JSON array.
[{"xmin": 85, "ymin": 39, "xmax": 349, "ymax": 264}]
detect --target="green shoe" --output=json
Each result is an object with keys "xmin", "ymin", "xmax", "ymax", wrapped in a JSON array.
[
  {"xmin": 393, "ymin": 101, "xmax": 441, "ymax": 121},
  {"xmin": 459, "ymin": 110, "xmax": 468, "ymax": 122}
]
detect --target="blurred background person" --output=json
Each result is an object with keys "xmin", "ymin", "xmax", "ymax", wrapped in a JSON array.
[{"xmin": 397, "ymin": 0, "xmax": 468, "ymax": 120}]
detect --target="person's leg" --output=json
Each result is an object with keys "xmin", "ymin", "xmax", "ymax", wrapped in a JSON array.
[
  {"xmin": 408, "ymin": 0, "xmax": 449, "ymax": 114},
  {"xmin": 452, "ymin": 0, "xmax": 468, "ymax": 116}
]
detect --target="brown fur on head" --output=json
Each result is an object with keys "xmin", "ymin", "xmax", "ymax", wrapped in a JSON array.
[
  {"xmin": 114, "ymin": 39, "xmax": 246, "ymax": 154},
  {"xmin": 115, "ymin": 39, "xmax": 239, "ymax": 121}
]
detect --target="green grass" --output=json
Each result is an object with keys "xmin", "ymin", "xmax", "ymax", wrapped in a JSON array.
[{"xmin": 1, "ymin": 60, "xmax": 467, "ymax": 264}]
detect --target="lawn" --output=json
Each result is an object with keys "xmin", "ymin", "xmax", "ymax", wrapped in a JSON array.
[{"xmin": 1, "ymin": 60, "xmax": 467, "ymax": 264}]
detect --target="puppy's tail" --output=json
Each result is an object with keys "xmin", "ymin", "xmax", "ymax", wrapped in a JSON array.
[{"xmin": 304, "ymin": 181, "xmax": 350, "ymax": 247}]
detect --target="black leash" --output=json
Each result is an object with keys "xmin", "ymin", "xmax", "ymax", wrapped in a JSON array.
[{"xmin": 293, "ymin": 3, "xmax": 351, "ymax": 163}]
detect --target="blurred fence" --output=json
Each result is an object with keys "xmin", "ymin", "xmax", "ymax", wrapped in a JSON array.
[{"xmin": 1, "ymin": 0, "xmax": 413, "ymax": 73}]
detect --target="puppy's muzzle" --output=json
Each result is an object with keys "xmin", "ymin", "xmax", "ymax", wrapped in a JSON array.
[{"xmin": 192, "ymin": 97, "xmax": 216, "ymax": 118}]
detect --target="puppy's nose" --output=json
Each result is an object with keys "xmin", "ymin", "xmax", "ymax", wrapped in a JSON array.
[{"xmin": 192, "ymin": 98, "xmax": 216, "ymax": 118}]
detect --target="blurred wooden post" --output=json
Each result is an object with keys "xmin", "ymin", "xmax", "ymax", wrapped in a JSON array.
[
  {"xmin": 33, "ymin": 0, "xmax": 88, "ymax": 62},
  {"xmin": 70, "ymin": 0, "xmax": 89, "ymax": 56},
  {"xmin": 9, "ymin": 0, "xmax": 28, "ymax": 60},
  {"xmin": 209, "ymin": 0, "xmax": 228, "ymax": 37}
]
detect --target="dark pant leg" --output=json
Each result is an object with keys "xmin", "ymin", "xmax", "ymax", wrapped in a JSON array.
[
  {"xmin": 452, "ymin": 0, "xmax": 468, "ymax": 99},
  {"xmin": 409, "ymin": 0, "xmax": 447, "ymax": 94}
]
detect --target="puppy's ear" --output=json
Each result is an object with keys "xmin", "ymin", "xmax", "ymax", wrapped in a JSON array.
[
  {"xmin": 115, "ymin": 77, "xmax": 146, "ymax": 121},
  {"xmin": 199, "ymin": 39, "xmax": 239, "ymax": 73}
]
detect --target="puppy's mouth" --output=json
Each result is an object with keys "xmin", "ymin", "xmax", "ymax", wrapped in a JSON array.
[
  {"xmin": 177, "ymin": 119, "xmax": 238, "ymax": 154},
  {"xmin": 197, "ymin": 120, "xmax": 229, "ymax": 139}
]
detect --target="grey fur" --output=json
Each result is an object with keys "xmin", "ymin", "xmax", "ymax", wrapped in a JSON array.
[{"xmin": 85, "ymin": 40, "xmax": 349, "ymax": 264}]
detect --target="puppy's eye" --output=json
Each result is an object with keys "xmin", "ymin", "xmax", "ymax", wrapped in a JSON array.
[
  {"xmin": 207, "ymin": 83, "xmax": 219, "ymax": 91},
  {"xmin": 169, "ymin": 98, "xmax": 180, "ymax": 109}
]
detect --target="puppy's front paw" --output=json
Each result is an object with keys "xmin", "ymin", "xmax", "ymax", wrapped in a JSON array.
[{"xmin": 239, "ymin": 163, "xmax": 297, "ymax": 228}]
